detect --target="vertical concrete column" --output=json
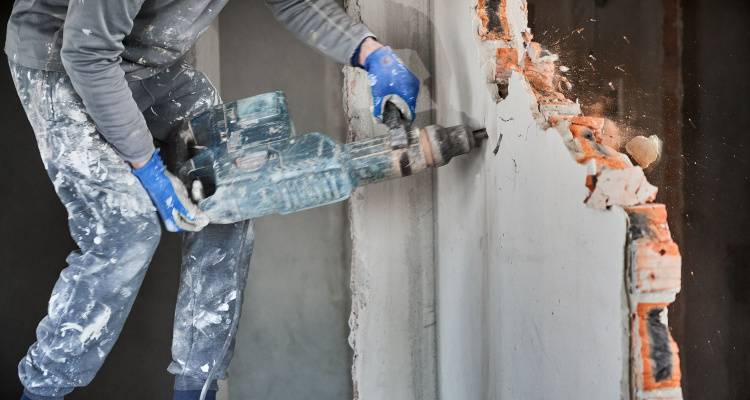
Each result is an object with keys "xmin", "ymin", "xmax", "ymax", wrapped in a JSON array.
[{"xmin": 343, "ymin": 1, "xmax": 437, "ymax": 399}]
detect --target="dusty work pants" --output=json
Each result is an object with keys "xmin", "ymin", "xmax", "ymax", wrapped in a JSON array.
[{"xmin": 10, "ymin": 62, "xmax": 254, "ymax": 400}]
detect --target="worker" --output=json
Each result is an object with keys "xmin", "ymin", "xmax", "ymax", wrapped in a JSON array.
[{"xmin": 5, "ymin": 0, "xmax": 420, "ymax": 399}]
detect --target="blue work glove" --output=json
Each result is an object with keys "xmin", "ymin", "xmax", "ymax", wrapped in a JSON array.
[
  {"xmin": 363, "ymin": 46, "xmax": 420, "ymax": 122},
  {"xmin": 132, "ymin": 151, "xmax": 209, "ymax": 233}
]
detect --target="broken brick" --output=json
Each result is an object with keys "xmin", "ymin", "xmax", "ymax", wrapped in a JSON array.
[
  {"xmin": 631, "ymin": 239, "xmax": 682, "ymax": 293},
  {"xmin": 627, "ymin": 204, "xmax": 674, "ymax": 246},
  {"xmin": 627, "ymin": 207, "xmax": 681, "ymax": 396},
  {"xmin": 519, "ymin": 42, "xmax": 575, "ymax": 105},
  {"xmin": 633, "ymin": 303, "xmax": 682, "ymax": 393},
  {"xmin": 522, "ymin": 30, "xmax": 534, "ymax": 45},
  {"xmin": 569, "ymin": 127, "xmax": 630, "ymax": 170},
  {"xmin": 523, "ymin": 43, "xmax": 558, "ymax": 95},
  {"xmin": 570, "ymin": 116, "xmax": 625, "ymax": 150},
  {"xmin": 586, "ymin": 167, "xmax": 658, "ymax": 210},
  {"xmin": 495, "ymin": 47, "xmax": 521, "ymax": 98},
  {"xmin": 496, "ymin": 47, "xmax": 520, "ymax": 79},
  {"xmin": 626, "ymin": 204, "xmax": 682, "ymax": 294},
  {"xmin": 549, "ymin": 120, "xmax": 629, "ymax": 172},
  {"xmin": 477, "ymin": 0, "xmax": 510, "ymax": 41},
  {"xmin": 539, "ymin": 100, "xmax": 581, "ymax": 121}
]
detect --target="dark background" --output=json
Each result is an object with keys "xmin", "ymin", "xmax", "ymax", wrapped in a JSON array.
[
  {"xmin": 681, "ymin": 1, "xmax": 750, "ymax": 398},
  {"xmin": 2, "ymin": 1, "xmax": 750, "ymax": 399}
]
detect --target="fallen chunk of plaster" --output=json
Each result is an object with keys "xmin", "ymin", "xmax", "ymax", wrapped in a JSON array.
[
  {"xmin": 626, "ymin": 135, "xmax": 662, "ymax": 169},
  {"xmin": 587, "ymin": 167, "xmax": 657, "ymax": 209}
]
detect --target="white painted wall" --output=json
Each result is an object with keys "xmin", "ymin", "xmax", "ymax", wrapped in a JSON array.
[{"xmin": 433, "ymin": 1, "xmax": 630, "ymax": 399}]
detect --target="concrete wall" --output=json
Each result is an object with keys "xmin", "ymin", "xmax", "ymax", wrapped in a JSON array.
[
  {"xmin": 217, "ymin": 2, "xmax": 353, "ymax": 399},
  {"xmin": 343, "ymin": 1, "xmax": 437, "ymax": 399}
]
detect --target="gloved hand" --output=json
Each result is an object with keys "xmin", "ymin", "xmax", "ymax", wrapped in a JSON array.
[
  {"xmin": 363, "ymin": 46, "xmax": 420, "ymax": 122},
  {"xmin": 132, "ymin": 151, "xmax": 210, "ymax": 233}
]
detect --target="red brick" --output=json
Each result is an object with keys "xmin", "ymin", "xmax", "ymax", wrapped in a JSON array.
[
  {"xmin": 633, "ymin": 303, "xmax": 682, "ymax": 392},
  {"xmin": 477, "ymin": 0, "xmax": 511, "ymax": 41},
  {"xmin": 570, "ymin": 116, "xmax": 625, "ymax": 150},
  {"xmin": 495, "ymin": 47, "xmax": 521, "ymax": 81},
  {"xmin": 626, "ymin": 204, "xmax": 682, "ymax": 294}
]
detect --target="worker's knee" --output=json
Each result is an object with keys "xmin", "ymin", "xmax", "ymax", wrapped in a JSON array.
[
  {"xmin": 122, "ymin": 213, "xmax": 163, "ymax": 256},
  {"xmin": 114, "ymin": 213, "xmax": 162, "ymax": 262},
  {"xmin": 82, "ymin": 214, "xmax": 162, "ymax": 292}
]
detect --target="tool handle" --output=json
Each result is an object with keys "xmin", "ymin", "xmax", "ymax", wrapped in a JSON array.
[{"xmin": 383, "ymin": 101, "xmax": 405, "ymax": 129}]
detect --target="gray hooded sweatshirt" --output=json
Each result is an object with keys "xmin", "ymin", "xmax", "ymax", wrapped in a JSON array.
[{"xmin": 5, "ymin": 0, "xmax": 373, "ymax": 163}]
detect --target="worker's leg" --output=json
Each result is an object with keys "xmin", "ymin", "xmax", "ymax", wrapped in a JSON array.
[
  {"xmin": 138, "ymin": 65, "xmax": 256, "ymax": 392},
  {"xmin": 10, "ymin": 63, "xmax": 162, "ymax": 400},
  {"xmin": 168, "ymin": 221, "xmax": 255, "ymax": 392}
]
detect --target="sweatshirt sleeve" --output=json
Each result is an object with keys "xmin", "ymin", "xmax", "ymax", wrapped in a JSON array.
[
  {"xmin": 265, "ymin": 0, "xmax": 375, "ymax": 65},
  {"xmin": 60, "ymin": 0, "xmax": 155, "ymax": 164}
]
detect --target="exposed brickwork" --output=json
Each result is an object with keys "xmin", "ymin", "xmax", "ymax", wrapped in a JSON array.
[
  {"xmin": 539, "ymin": 99, "xmax": 580, "ymax": 121},
  {"xmin": 495, "ymin": 47, "xmax": 520, "ymax": 97},
  {"xmin": 627, "ymin": 205, "xmax": 682, "ymax": 398},
  {"xmin": 475, "ymin": 1, "xmax": 683, "ymax": 397},
  {"xmin": 570, "ymin": 116, "xmax": 625, "ymax": 149},
  {"xmin": 634, "ymin": 303, "xmax": 682, "ymax": 396},
  {"xmin": 627, "ymin": 205, "xmax": 682, "ymax": 295},
  {"xmin": 495, "ymin": 48, "xmax": 520, "ymax": 80},
  {"xmin": 477, "ymin": 0, "xmax": 511, "ymax": 40},
  {"xmin": 550, "ymin": 116, "xmax": 631, "ymax": 172},
  {"xmin": 587, "ymin": 167, "xmax": 658, "ymax": 210}
]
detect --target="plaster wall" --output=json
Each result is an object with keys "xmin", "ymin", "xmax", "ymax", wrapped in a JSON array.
[
  {"xmin": 343, "ymin": 1, "xmax": 437, "ymax": 399},
  {"xmin": 431, "ymin": 1, "xmax": 631, "ymax": 398}
]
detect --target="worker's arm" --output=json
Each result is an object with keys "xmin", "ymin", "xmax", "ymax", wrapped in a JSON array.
[
  {"xmin": 60, "ymin": 1, "xmax": 208, "ymax": 232},
  {"xmin": 265, "ymin": 0, "xmax": 373, "ymax": 65},
  {"xmin": 60, "ymin": 0, "xmax": 153, "ymax": 165},
  {"xmin": 265, "ymin": 0, "xmax": 420, "ymax": 121}
]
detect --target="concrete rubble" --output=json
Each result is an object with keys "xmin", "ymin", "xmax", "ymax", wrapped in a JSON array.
[{"xmin": 627, "ymin": 135, "xmax": 664, "ymax": 169}]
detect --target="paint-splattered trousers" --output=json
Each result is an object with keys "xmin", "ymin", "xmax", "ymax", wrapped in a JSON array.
[{"xmin": 10, "ymin": 62, "xmax": 255, "ymax": 400}]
